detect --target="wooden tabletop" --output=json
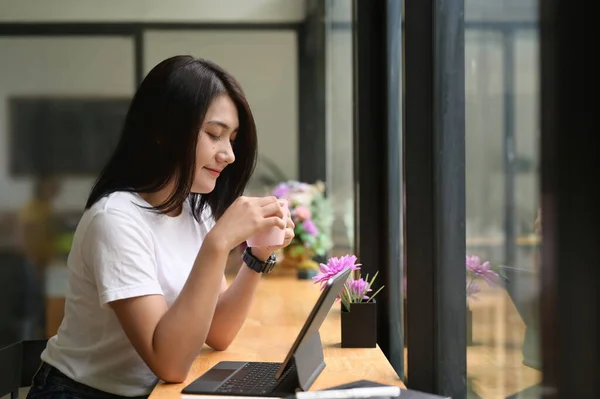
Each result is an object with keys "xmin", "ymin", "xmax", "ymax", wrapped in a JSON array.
[{"xmin": 149, "ymin": 271, "xmax": 405, "ymax": 398}]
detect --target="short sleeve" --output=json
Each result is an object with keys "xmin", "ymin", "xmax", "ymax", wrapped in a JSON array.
[{"xmin": 82, "ymin": 210, "xmax": 163, "ymax": 309}]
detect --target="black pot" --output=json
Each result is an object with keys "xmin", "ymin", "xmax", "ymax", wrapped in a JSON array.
[{"xmin": 341, "ymin": 302, "xmax": 377, "ymax": 348}]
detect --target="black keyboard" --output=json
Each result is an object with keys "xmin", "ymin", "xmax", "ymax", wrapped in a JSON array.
[{"xmin": 216, "ymin": 362, "xmax": 295, "ymax": 395}]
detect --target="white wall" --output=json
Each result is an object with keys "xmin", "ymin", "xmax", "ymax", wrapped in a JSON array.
[
  {"xmin": 0, "ymin": 37, "xmax": 135, "ymax": 211},
  {"xmin": 0, "ymin": 0, "xmax": 306, "ymax": 23},
  {"xmin": 144, "ymin": 30, "xmax": 298, "ymax": 185}
]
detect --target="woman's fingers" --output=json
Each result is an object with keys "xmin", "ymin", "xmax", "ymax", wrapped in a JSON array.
[
  {"xmin": 264, "ymin": 216, "xmax": 287, "ymax": 230},
  {"xmin": 241, "ymin": 196, "xmax": 290, "ymax": 233},
  {"xmin": 260, "ymin": 200, "xmax": 285, "ymax": 219},
  {"xmin": 254, "ymin": 195, "xmax": 279, "ymax": 207},
  {"xmin": 284, "ymin": 227, "xmax": 295, "ymax": 239}
]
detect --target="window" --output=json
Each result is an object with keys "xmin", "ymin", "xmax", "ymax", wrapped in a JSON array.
[{"xmin": 464, "ymin": 2, "xmax": 541, "ymax": 397}]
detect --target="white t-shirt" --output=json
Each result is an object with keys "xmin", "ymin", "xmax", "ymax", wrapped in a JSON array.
[{"xmin": 41, "ymin": 191, "xmax": 215, "ymax": 397}]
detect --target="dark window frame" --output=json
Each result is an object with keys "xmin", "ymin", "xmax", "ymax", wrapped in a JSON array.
[
  {"xmin": 540, "ymin": 0, "xmax": 599, "ymax": 397},
  {"xmin": 352, "ymin": 0, "xmax": 404, "ymax": 379},
  {"xmin": 404, "ymin": 0, "xmax": 467, "ymax": 397}
]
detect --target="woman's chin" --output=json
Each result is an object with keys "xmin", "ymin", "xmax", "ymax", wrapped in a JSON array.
[{"xmin": 190, "ymin": 181, "xmax": 216, "ymax": 195}]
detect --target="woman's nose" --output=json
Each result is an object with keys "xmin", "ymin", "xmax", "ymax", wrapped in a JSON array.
[{"xmin": 217, "ymin": 145, "xmax": 235, "ymax": 164}]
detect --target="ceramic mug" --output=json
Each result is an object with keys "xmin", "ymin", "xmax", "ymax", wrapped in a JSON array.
[{"xmin": 246, "ymin": 199, "xmax": 289, "ymax": 247}]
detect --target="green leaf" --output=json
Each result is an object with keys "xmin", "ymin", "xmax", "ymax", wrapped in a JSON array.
[
  {"xmin": 366, "ymin": 285, "xmax": 385, "ymax": 303},
  {"xmin": 290, "ymin": 245, "xmax": 306, "ymax": 257},
  {"xmin": 342, "ymin": 283, "xmax": 354, "ymax": 309}
]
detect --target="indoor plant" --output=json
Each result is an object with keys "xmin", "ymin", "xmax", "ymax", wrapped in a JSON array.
[
  {"xmin": 272, "ymin": 180, "xmax": 333, "ymax": 278},
  {"xmin": 313, "ymin": 255, "xmax": 384, "ymax": 347}
]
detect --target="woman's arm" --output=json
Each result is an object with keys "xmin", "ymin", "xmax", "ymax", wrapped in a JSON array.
[
  {"xmin": 205, "ymin": 209, "xmax": 294, "ymax": 350},
  {"xmin": 205, "ymin": 248, "xmax": 272, "ymax": 351},
  {"xmin": 110, "ymin": 234, "xmax": 230, "ymax": 383}
]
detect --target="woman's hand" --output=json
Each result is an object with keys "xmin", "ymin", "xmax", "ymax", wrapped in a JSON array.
[
  {"xmin": 207, "ymin": 196, "xmax": 286, "ymax": 252},
  {"xmin": 251, "ymin": 210, "xmax": 295, "ymax": 260}
]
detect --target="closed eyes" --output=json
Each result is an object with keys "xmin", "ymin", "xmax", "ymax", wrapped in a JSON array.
[{"xmin": 206, "ymin": 132, "xmax": 236, "ymax": 145}]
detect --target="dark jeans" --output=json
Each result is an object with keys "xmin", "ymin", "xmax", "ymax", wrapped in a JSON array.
[{"xmin": 26, "ymin": 362, "xmax": 150, "ymax": 399}]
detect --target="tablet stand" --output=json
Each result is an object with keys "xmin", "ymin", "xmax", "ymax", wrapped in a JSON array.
[{"xmin": 276, "ymin": 331, "xmax": 326, "ymax": 394}]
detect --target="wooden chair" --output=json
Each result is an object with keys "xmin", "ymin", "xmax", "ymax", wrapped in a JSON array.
[{"xmin": 0, "ymin": 339, "xmax": 48, "ymax": 399}]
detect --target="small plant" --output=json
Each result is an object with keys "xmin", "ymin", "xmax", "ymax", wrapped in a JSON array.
[{"xmin": 313, "ymin": 255, "xmax": 384, "ymax": 311}]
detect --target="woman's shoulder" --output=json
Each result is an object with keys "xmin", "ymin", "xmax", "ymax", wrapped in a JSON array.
[
  {"xmin": 69, "ymin": 193, "xmax": 154, "ymax": 268},
  {"xmin": 85, "ymin": 191, "xmax": 149, "ymax": 221},
  {"xmin": 76, "ymin": 192, "xmax": 152, "ymax": 239}
]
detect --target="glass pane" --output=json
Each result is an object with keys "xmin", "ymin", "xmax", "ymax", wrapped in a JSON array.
[
  {"xmin": 325, "ymin": 0, "xmax": 354, "ymax": 255},
  {"xmin": 465, "ymin": 1, "xmax": 541, "ymax": 398}
]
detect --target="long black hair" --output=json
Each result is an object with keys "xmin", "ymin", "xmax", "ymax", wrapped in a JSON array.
[{"xmin": 86, "ymin": 55, "xmax": 257, "ymax": 221}]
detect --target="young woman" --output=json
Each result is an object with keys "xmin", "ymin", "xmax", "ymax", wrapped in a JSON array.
[{"xmin": 27, "ymin": 55, "xmax": 294, "ymax": 399}]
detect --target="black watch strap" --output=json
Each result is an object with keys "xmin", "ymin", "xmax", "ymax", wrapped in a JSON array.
[{"xmin": 242, "ymin": 247, "xmax": 277, "ymax": 274}]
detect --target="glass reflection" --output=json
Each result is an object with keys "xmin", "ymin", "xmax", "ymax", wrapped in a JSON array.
[{"xmin": 465, "ymin": 1, "xmax": 541, "ymax": 397}]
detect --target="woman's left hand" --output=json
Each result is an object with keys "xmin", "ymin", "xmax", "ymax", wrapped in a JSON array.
[{"xmin": 251, "ymin": 212, "xmax": 295, "ymax": 261}]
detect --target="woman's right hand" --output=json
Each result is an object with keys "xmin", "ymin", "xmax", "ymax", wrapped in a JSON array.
[{"xmin": 207, "ymin": 196, "xmax": 286, "ymax": 252}]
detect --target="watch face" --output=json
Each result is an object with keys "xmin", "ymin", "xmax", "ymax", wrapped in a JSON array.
[{"xmin": 263, "ymin": 259, "xmax": 276, "ymax": 274}]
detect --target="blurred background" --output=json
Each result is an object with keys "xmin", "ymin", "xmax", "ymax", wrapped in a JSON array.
[{"xmin": 0, "ymin": 1, "xmax": 544, "ymax": 398}]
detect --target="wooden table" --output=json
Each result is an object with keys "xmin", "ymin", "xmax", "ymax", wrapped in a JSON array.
[{"xmin": 150, "ymin": 273, "xmax": 404, "ymax": 398}]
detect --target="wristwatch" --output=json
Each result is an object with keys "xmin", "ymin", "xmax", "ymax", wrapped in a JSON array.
[{"xmin": 242, "ymin": 247, "xmax": 277, "ymax": 274}]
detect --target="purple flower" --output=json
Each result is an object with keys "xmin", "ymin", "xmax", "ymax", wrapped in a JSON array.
[
  {"xmin": 347, "ymin": 278, "xmax": 372, "ymax": 300},
  {"xmin": 272, "ymin": 183, "xmax": 291, "ymax": 198},
  {"xmin": 302, "ymin": 219, "xmax": 318, "ymax": 236},
  {"xmin": 289, "ymin": 181, "xmax": 312, "ymax": 193},
  {"xmin": 273, "ymin": 180, "xmax": 314, "ymax": 198},
  {"xmin": 313, "ymin": 255, "xmax": 361, "ymax": 287},
  {"xmin": 466, "ymin": 255, "xmax": 500, "ymax": 286}
]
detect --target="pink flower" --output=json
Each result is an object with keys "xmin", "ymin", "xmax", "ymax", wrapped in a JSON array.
[
  {"xmin": 302, "ymin": 219, "xmax": 318, "ymax": 236},
  {"xmin": 294, "ymin": 206, "xmax": 312, "ymax": 221},
  {"xmin": 466, "ymin": 255, "xmax": 500, "ymax": 286},
  {"xmin": 313, "ymin": 255, "xmax": 361, "ymax": 288},
  {"xmin": 347, "ymin": 278, "xmax": 372, "ymax": 300}
]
